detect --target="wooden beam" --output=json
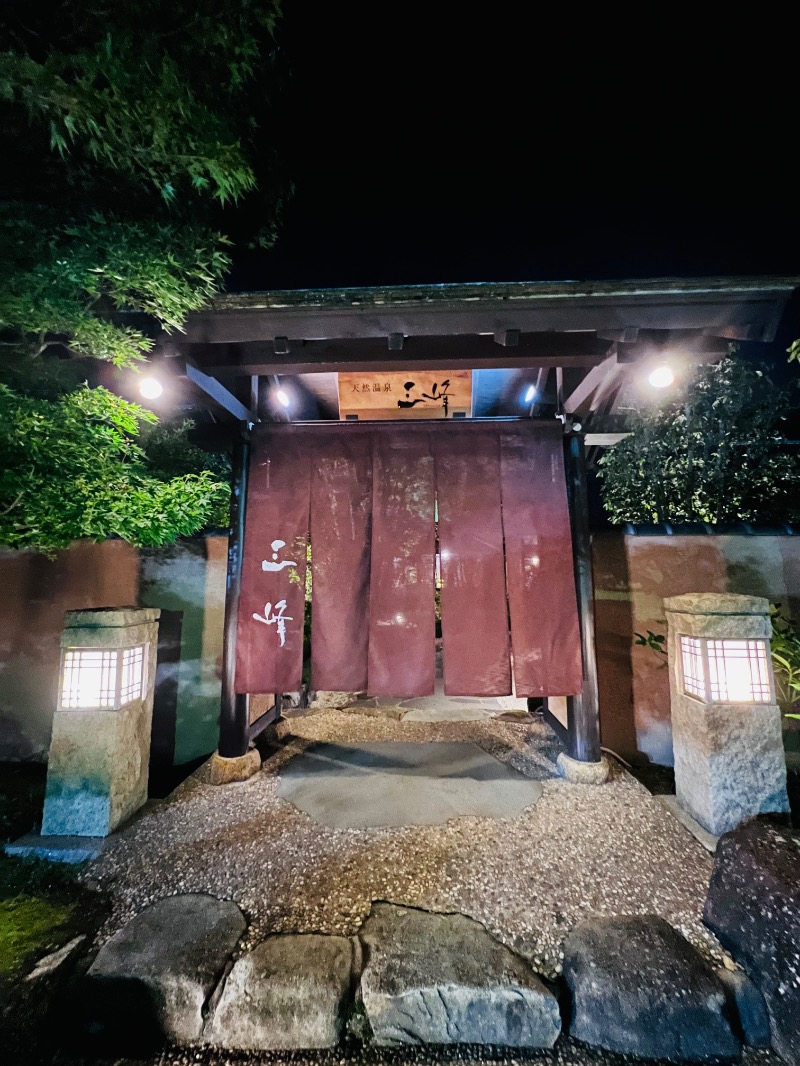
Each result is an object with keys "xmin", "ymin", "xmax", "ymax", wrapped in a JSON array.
[
  {"xmin": 177, "ymin": 333, "xmax": 612, "ymax": 377},
  {"xmin": 184, "ymin": 362, "xmax": 255, "ymax": 421},
  {"xmin": 564, "ymin": 354, "xmax": 622, "ymax": 415}
]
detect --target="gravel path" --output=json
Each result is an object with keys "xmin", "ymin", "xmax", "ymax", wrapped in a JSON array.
[{"xmin": 85, "ymin": 710, "xmax": 722, "ymax": 978}]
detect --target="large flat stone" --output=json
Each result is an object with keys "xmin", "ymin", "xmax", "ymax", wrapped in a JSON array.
[
  {"xmin": 704, "ymin": 819, "xmax": 800, "ymax": 1063},
  {"xmin": 277, "ymin": 741, "xmax": 543, "ymax": 828},
  {"xmin": 563, "ymin": 915, "xmax": 739, "ymax": 1060},
  {"xmin": 83, "ymin": 894, "xmax": 246, "ymax": 1047},
  {"xmin": 358, "ymin": 903, "xmax": 561, "ymax": 1047},
  {"xmin": 206, "ymin": 934, "xmax": 356, "ymax": 1049}
]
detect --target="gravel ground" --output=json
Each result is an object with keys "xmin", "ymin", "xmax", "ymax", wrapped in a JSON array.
[
  {"xmin": 84, "ymin": 709, "xmax": 724, "ymax": 979},
  {"xmin": 59, "ymin": 1038, "xmax": 784, "ymax": 1066}
]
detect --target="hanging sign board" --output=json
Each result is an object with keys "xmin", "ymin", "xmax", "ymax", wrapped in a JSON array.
[{"xmin": 338, "ymin": 369, "xmax": 472, "ymax": 420}]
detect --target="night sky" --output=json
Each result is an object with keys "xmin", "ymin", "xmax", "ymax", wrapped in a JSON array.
[{"xmin": 231, "ymin": 6, "xmax": 798, "ymax": 298}]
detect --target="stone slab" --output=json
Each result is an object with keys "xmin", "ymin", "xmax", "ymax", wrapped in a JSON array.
[
  {"xmin": 206, "ymin": 934, "xmax": 356, "ymax": 1049},
  {"xmin": 64, "ymin": 606, "xmax": 161, "ymax": 629},
  {"xmin": 657, "ymin": 795, "xmax": 719, "ymax": 853},
  {"xmin": 277, "ymin": 741, "xmax": 543, "ymax": 829},
  {"xmin": 664, "ymin": 593, "xmax": 770, "ymax": 616},
  {"xmin": 401, "ymin": 704, "xmax": 497, "ymax": 722},
  {"xmin": 563, "ymin": 915, "xmax": 739, "ymax": 1060},
  {"xmin": 5, "ymin": 832, "xmax": 107, "ymax": 864},
  {"xmin": 82, "ymin": 893, "xmax": 246, "ymax": 1047},
  {"xmin": 358, "ymin": 903, "xmax": 561, "ymax": 1047},
  {"xmin": 704, "ymin": 819, "xmax": 800, "ymax": 1064}
]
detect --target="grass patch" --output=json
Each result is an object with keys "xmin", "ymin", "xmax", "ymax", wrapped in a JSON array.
[{"xmin": 0, "ymin": 896, "xmax": 74, "ymax": 975}]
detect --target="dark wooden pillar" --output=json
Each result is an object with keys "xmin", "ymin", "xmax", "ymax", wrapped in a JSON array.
[
  {"xmin": 564, "ymin": 430, "xmax": 602, "ymax": 763},
  {"xmin": 218, "ymin": 426, "xmax": 251, "ymax": 758}
]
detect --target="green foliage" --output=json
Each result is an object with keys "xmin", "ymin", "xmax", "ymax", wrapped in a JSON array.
[
  {"xmin": 0, "ymin": 384, "xmax": 229, "ymax": 553},
  {"xmin": 634, "ymin": 630, "xmax": 668, "ymax": 668},
  {"xmin": 0, "ymin": 0, "xmax": 285, "ymax": 365},
  {"xmin": 788, "ymin": 339, "xmax": 800, "ymax": 365},
  {"xmin": 1, "ymin": 0, "xmax": 281, "ymax": 205},
  {"xmin": 1, "ymin": 210, "xmax": 231, "ymax": 366},
  {"xmin": 770, "ymin": 604, "xmax": 800, "ymax": 715},
  {"xmin": 0, "ymin": 2, "xmax": 282, "ymax": 550},
  {"xmin": 598, "ymin": 358, "xmax": 800, "ymax": 525}
]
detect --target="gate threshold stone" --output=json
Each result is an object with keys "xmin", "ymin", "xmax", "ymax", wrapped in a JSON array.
[
  {"xmin": 206, "ymin": 933, "xmax": 357, "ymax": 1050},
  {"xmin": 82, "ymin": 894, "xmax": 246, "ymax": 1047},
  {"xmin": 358, "ymin": 903, "xmax": 561, "ymax": 1047},
  {"xmin": 277, "ymin": 741, "xmax": 543, "ymax": 828},
  {"xmin": 563, "ymin": 916, "xmax": 739, "ymax": 1061}
]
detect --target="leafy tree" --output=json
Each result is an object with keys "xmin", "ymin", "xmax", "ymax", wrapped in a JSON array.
[
  {"xmin": 0, "ymin": 385, "xmax": 228, "ymax": 554},
  {"xmin": 597, "ymin": 358, "xmax": 800, "ymax": 525},
  {"xmin": 1, "ymin": 0, "xmax": 285, "ymax": 367},
  {"xmin": 0, "ymin": 1, "xmax": 285, "ymax": 552}
]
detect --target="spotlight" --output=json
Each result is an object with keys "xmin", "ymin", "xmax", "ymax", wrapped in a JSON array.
[
  {"xmin": 139, "ymin": 377, "xmax": 163, "ymax": 400},
  {"xmin": 524, "ymin": 385, "xmax": 536, "ymax": 404},
  {"xmin": 276, "ymin": 389, "xmax": 290, "ymax": 408},
  {"xmin": 648, "ymin": 365, "xmax": 675, "ymax": 389}
]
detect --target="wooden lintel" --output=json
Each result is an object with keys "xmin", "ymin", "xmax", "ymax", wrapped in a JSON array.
[{"xmin": 177, "ymin": 332, "xmax": 612, "ymax": 377}]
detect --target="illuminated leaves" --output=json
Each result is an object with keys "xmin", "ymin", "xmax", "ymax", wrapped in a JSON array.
[
  {"xmin": 598, "ymin": 358, "xmax": 800, "ymax": 525},
  {"xmin": 0, "ymin": 385, "xmax": 229, "ymax": 553}
]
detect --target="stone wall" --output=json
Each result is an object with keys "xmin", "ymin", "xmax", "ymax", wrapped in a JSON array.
[{"xmin": 2, "ymin": 532, "xmax": 799, "ymax": 769}]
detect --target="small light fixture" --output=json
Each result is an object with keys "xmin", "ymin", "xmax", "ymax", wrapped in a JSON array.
[
  {"xmin": 60, "ymin": 645, "xmax": 146, "ymax": 710},
  {"xmin": 648, "ymin": 364, "xmax": 675, "ymax": 389},
  {"xmin": 139, "ymin": 377, "xmax": 164, "ymax": 400},
  {"xmin": 276, "ymin": 388, "xmax": 290, "ymax": 408},
  {"xmin": 680, "ymin": 636, "xmax": 773, "ymax": 704},
  {"xmin": 524, "ymin": 385, "xmax": 537, "ymax": 404}
]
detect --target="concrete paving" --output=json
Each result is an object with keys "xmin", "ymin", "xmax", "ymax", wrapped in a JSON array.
[{"xmin": 277, "ymin": 741, "xmax": 544, "ymax": 828}]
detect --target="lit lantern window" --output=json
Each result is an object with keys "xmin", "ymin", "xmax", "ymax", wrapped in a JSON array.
[
  {"xmin": 60, "ymin": 646, "xmax": 146, "ymax": 710},
  {"xmin": 679, "ymin": 636, "xmax": 772, "ymax": 703}
]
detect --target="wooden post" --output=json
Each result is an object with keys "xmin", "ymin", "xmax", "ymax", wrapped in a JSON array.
[
  {"xmin": 218, "ymin": 425, "xmax": 251, "ymax": 758},
  {"xmin": 564, "ymin": 430, "xmax": 602, "ymax": 763}
]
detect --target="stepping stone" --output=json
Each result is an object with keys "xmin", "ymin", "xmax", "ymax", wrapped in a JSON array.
[
  {"xmin": 206, "ymin": 934, "xmax": 356, "ymax": 1050},
  {"xmin": 82, "ymin": 894, "xmax": 246, "ymax": 1047},
  {"xmin": 704, "ymin": 819, "xmax": 800, "ymax": 1062},
  {"xmin": 358, "ymin": 903, "xmax": 561, "ymax": 1047},
  {"xmin": 563, "ymin": 915, "xmax": 739, "ymax": 1061},
  {"xmin": 401, "ymin": 704, "xmax": 497, "ymax": 722},
  {"xmin": 278, "ymin": 741, "xmax": 543, "ymax": 828}
]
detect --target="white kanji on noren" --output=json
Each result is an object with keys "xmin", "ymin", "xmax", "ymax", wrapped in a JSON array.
[{"xmin": 252, "ymin": 599, "xmax": 293, "ymax": 647}]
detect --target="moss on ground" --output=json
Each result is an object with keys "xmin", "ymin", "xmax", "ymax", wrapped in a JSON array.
[{"xmin": 0, "ymin": 895, "xmax": 75, "ymax": 974}]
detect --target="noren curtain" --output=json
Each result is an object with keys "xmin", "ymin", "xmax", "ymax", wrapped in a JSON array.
[{"xmin": 235, "ymin": 422, "xmax": 583, "ymax": 698}]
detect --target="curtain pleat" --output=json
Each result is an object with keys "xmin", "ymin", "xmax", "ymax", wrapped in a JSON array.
[
  {"xmin": 367, "ymin": 430, "xmax": 437, "ymax": 696},
  {"xmin": 500, "ymin": 424, "xmax": 583, "ymax": 696},
  {"xmin": 235, "ymin": 429, "xmax": 311, "ymax": 694},
  {"xmin": 310, "ymin": 432, "xmax": 373, "ymax": 691},
  {"xmin": 434, "ymin": 427, "xmax": 512, "ymax": 696}
]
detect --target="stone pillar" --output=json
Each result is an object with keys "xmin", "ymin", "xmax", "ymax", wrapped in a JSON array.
[
  {"xmin": 665, "ymin": 593, "xmax": 788, "ymax": 836},
  {"xmin": 41, "ymin": 607, "xmax": 160, "ymax": 837}
]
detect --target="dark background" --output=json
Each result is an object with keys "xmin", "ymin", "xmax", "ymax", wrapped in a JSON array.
[{"xmin": 231, "ymin": 5, "xmax": 798, "ymax": 295}]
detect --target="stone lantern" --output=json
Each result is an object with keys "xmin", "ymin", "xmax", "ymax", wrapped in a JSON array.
[
  {"xmin": 665, "ymin": 594, "xmax": 789, "ymax": 837},
  {"xmin": 40, "ymin": 607, "xmax": 160, "ymax": 838}
]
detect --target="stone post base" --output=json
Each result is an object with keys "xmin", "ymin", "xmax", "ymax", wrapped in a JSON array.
[
  {"xmin": 208, "ymin": 748, "xmax": 262, "ymax": 785},
  {"xmin": 557, "ymin": 752, "xmax": 611, "ymax": 784}
]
